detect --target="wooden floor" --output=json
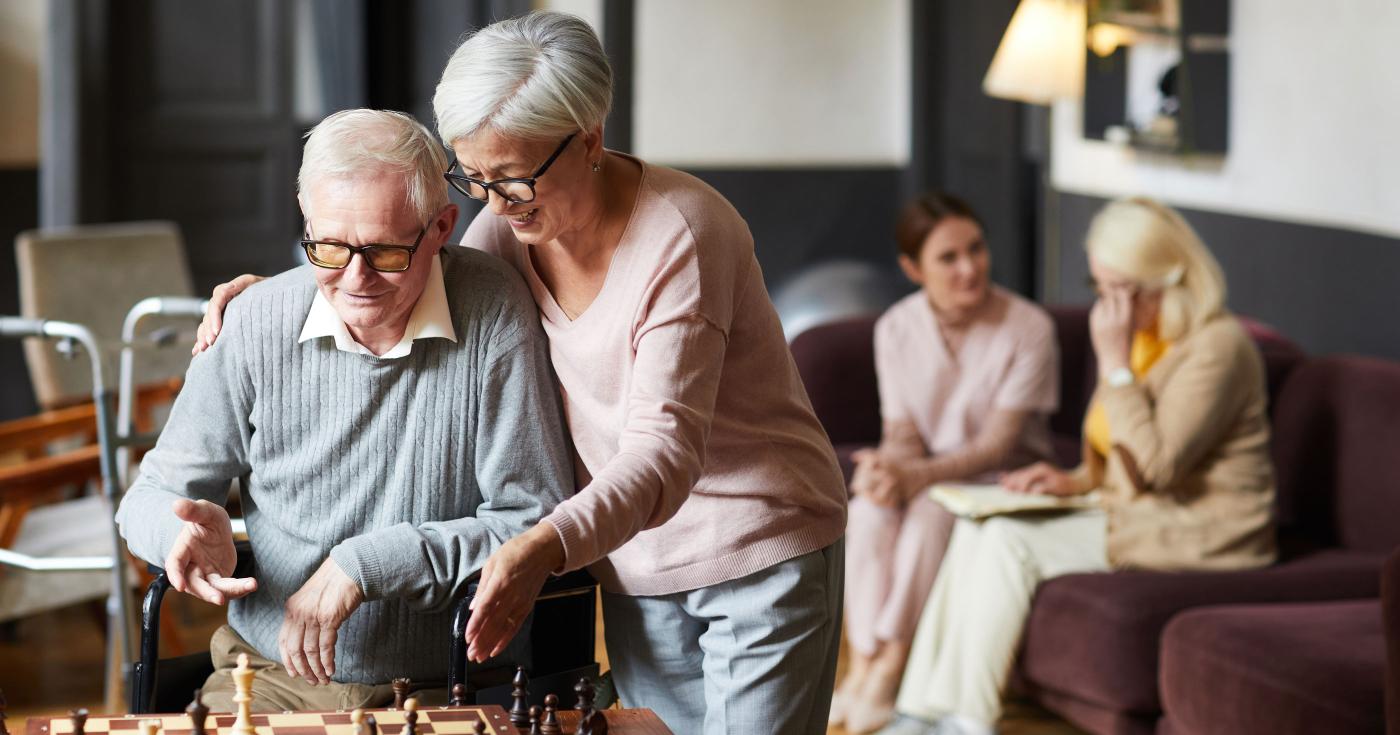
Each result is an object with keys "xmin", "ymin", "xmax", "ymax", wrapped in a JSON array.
[{"xmin": 0, "ymin": 597, "xmax": 1084, "ymax": 735}]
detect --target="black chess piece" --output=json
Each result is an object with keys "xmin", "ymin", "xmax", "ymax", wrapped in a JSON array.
[
  {"xmin": 187, "ymin": 689, "xmax": 210, "ymax": 735},
  {"xmin": 366, "ymin": 714, "xmax": 380, "ymax": 735},
  {"xmin": 574, "ymin": 678, "xmax": 594, "ymax": 712},
  {"xmin": 402, "ymin": 702, "xmax": 418, "ymax": 735},
  {"xmin": 450, "ymin": 683, "xmax": 467, "ymax": 707},
  {"xmin": 472, "ymin": 721, "xmax": 486, "ymax": 735},
  {"xmin": 0, "ymin": 688, "xmax": 8, "ymax": 735},
  {"xmin": 508, "ymin": 667, "xmax": 530, "ymax": 728},
  {"xmin": 584, "ymin": 709, "xmax": 608, "ymax": 735},
  {"xmin": 70, "ymin": 709, "xmax": 88, "ymax": 735},
  {"xmin": 539, "ymin": 694, "xmax": 561, "ymax": 735},
  {"xmin": 391, "ymin": 678, "xmax": 411, "ymax": 709},
  {"xmin": 527, "ymin": 705, "xmax": 543, "ymax": 735}
]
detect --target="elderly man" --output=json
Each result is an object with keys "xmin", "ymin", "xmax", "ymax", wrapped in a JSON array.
[{"xmin": 116, "ymin": 109, "xmax": 572, "ymax": 712}]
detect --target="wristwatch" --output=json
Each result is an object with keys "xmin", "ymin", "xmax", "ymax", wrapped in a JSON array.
[{"xmin": 1106, "ymin": 367, "xmax": 1135, "ymax": 388}]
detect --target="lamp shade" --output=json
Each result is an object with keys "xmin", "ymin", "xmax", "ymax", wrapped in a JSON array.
[{"xmin": 983, "ymin": 0, "xmax": 1086, "ymax": 105}]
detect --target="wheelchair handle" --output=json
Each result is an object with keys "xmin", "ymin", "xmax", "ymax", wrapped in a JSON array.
[{"xmin": 0, "ymin": 315, "xmax": 48, "ymax": 338}]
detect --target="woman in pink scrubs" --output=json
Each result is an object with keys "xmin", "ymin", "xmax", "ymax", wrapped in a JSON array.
[{"xmin": 834, "ymin": 192, "xmax": 1059, "ymax": 733}]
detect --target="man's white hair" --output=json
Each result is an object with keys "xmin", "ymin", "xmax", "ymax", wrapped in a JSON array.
[
  {"xmin": 433, "ymin": 11, "xmax": 612, "ymax": 146},
  {"xmin": 298, "ymin": 109, "xmax": 449, "ymax": 222}
]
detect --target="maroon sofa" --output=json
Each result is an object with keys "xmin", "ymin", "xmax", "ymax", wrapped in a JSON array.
[
  {"xmin": 1387, "ymin": 548, "xmax": 1400, "ymax": 735},
  {"xmin": 1018, "ymin": 355, "xmax": 1400, "ymax": 735},
  {"xmin": 1156, "ymin": 542, "xmax": 1400, "ymax": 735},
  {"xmin": 789, "ymin": 308, "xmax": 1398, "ymax": 734},
  {"xmin": 788, "ymin": 305, "xmax": 1302, "ymax": 480}
]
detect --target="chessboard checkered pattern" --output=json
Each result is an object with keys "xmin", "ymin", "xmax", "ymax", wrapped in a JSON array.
[{"xmin": 32, "ymin": 707, "xmax": 515, "ymax": 735}]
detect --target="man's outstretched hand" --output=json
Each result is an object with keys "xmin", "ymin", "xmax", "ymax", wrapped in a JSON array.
[{"xmin": 165, "ymin": 498, "xmax": 258, "ymax": 605}]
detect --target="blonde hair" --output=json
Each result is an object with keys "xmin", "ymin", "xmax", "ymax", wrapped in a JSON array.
[
  {"xmin": 433, "ymin": 11, "xmax": 612, "ymax": 146},
  {"xmin": 298, "ymin": 109, "xmax": 450, "ymax": 222},
  {"xmin": 1085, "ymin": 197, "xmax": 1227, "ymax": 341}
]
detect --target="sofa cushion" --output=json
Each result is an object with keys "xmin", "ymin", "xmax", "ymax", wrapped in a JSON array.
[
  {"xmin": 1047, "ymin": 305, "xmax": 1096, "ymax": 450},
  {"xmin": 1018, "ymin": 549, "xmax": 1384, "ymax": 715},
  {"xmin": 789, "ymin": 315, "xmax": 881, "ymax": 447},
  {"xmin": 833, "ymin": 441, "xmax": 871, "ymax": 486},
  {"xmin": 1271, "ymin": 356, "xmax": 1400, "ymax": 555},
  {"xmin": 1159, "ymin": 600, "xmax": 1384, "ymax": 735},
  {"xmin": 1239, "ymin": 317, "xmax": 1307, "ymax": 416}
]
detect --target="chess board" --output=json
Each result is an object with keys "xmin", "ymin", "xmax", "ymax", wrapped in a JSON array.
[{"xmin": 27, "ymin": 707, "xmax": 517, "ymax": 735}]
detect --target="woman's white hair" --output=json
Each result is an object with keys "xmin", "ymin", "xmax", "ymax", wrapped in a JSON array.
[
  {"xmin": 1086, "ymin": 196, "xmax": 1228, "ymax": 341},
  {"xmin": 298, "ymin": 109, "xmax": 449, "ymax": 222},
  {"xmin": 433, "ymin": 11, "xmax": 612, "ymax": 146}
]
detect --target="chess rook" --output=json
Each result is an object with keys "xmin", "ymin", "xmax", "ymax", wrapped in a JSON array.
[{"xmin": 391, "ymin": 678, "xmax": 411, "ymax": 709}]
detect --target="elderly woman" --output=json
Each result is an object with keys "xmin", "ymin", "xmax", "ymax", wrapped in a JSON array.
[
  {"xmin": 195, "ymin": 11, "xmax": 846, "ymax": 734},
  {"xmin": 878, "ymin": 197, "xmax": 1276, "ymax": 735},
  {"xmin": 834, "ymin": 193, "xmax": 1058, "ymax": 734}
]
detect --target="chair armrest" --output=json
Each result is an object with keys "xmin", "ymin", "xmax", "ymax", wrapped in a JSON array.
[
  {"xmin": 133, "ymin": 540, "xmax": 254, "ymax": 713},
  {"xmin": 143, "ymin": 539, "xmax": 254, "ymax": 578},
  {"xmin": 447, "ymin": 568, "xmax": 599, "ymax": 703}
]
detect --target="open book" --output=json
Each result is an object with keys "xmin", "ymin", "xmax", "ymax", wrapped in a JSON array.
[{"xmin": 930, "ymin": 483, "xmax": 1101, "ymax": 520}]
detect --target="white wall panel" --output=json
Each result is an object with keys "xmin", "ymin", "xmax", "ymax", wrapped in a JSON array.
[
  {"xmin": 635, "ymin": 0, "xmax": 910, "ymax": 167},
  {"xmin": 1052, "ymin": 0, "xmax": 1400, "ymax": 239}
]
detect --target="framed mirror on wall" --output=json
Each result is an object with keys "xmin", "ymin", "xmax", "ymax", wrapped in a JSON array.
[{"xmin": 1082, "ymin": 0, "xmax": 1229, "ymax": 155}]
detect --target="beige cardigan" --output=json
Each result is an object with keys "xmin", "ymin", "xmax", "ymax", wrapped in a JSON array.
[{"xmin": 1077, "ymin": 314, "xmax": 1277, "ymax": 571}]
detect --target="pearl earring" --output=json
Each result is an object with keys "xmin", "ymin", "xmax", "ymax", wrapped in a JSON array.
[{"xmin": 592, "ymin": 161, "xmax": 601, "ymax": 173}]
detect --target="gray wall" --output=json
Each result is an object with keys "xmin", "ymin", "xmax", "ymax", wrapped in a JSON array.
[
  {"xmin": 685, "ymin": 168, "xmax": 902, "ymax": 287},
  {"xmin": 1049, "ymin": 191, "xmax": 1400, "ymax": 360}
]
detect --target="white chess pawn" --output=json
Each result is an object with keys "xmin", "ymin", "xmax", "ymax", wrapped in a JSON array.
[{"xmin": 400, "ymin": 697, "xmax": 419, "ymax": 735}]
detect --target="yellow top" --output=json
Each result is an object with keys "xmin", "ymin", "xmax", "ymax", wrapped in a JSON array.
[{"xmin": 1084, "ymin": 329, "xmax": 1171, "ymax": 457}]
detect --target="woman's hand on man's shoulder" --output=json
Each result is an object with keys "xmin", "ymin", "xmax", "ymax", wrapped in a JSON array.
[{"xmin": 193, "ymin": 274, "xmax": 266, "ymax": 355}]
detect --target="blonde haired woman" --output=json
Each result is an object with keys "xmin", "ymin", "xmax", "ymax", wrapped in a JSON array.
[{"xmin": 879, "ymin": 197, "xmax": 1276, "ymax": 735}]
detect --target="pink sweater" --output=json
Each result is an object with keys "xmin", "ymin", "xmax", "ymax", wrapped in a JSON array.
[{"xmin": 462, "ymin": 156, "xmax": 847, "ymax": 595}]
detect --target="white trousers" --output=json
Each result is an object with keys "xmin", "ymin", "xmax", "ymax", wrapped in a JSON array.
[{"xmin": 894, "ymin": 510, "xmax": 1108, "ymax": 726}]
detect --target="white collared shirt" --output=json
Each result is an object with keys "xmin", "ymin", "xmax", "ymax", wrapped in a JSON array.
[{"xmin": 297, "ymin": 254, "xmax": 457, "ymax": 358}]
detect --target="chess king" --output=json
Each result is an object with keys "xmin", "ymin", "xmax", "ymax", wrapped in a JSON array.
[{"xmin": 116, "ymin": 109, "xmax": 574, "ymax": 712}]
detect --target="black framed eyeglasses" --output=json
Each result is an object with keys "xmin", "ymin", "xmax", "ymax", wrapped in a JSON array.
[
  {"xmin": 300, "ymin": 223, "xmax": 428, "ymax": 273},
  {"xmin": 444, "ymin": 132, "xmax": 577, "ymax": 204}
]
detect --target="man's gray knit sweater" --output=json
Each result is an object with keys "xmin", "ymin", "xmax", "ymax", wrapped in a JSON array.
[{"xmin": 116, "ymin": 246, "xmax": 573, "ymax": 684}]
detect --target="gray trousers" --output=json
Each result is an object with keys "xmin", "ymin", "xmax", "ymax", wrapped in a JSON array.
[{"xmin": 602, "ymin": 541, "xmax": 844, "ymax": 735}]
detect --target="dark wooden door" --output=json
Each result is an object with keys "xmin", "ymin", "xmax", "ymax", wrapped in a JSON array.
[{"xmin": 105, "ymin": 0, "xmax": 303, "ymax": 290}]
